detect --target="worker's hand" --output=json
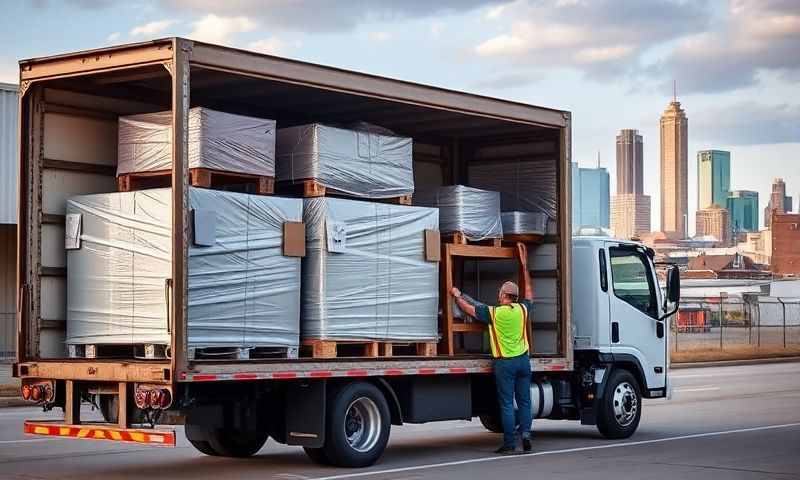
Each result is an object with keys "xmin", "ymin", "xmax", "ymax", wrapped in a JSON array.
[
  {"xmin": 450, "ymin": 287, "xmax": 462, "ymax": 299},
  {"xmin": 516, "ymin": 242, "xmax": 528, "ymax": 264}
]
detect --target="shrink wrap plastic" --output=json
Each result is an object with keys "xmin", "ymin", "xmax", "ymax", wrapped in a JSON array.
[
  {"xmin": 413, "ymin": 185, "xmax": 503, "ymax": 240},
  {"xmin": 501, "ymin": 211, "xmax": 548, "ymax": 235},
  {"xmin": 469, "ymin": 159, "xmax": 558, "ymax": 221},
  {"xmin": 276, "ymin": 123, "xmax": 414, "ymax": 198},
  {"xmin": 117, "ymin": 107, "xmax": 276, "ymax": 176},
  {"xmin": 302, "ymin": 197, "xmax": 439, "ymax": 341},
  {"xmin": 66, "ymin": 188, "xmax": 302, "ymax": 349}
]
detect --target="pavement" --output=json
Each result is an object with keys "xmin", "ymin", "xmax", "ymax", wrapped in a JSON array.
[{"xmin": 0, "ymin": 361, "xmax": 799, "ymax": 479}]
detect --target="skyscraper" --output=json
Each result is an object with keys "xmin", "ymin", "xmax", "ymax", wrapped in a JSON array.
[
  {"xmin": 611, "ymin": 194, "xmax": 651, "ymax": 239},
  {"xmin": 616, "ymin": 129, "xmax": 643, "ymax": 195},
  {"xmin": 660, "ymin": 94, "xmax": 688, "ymax": 238},
  {"xmin": 727, "ymin": 190, "xmax": 759, "ymax": 234},
  {"xmin": 764, "ymin": 178, "xmax": 792, "ymax": 227},
  {"xmin": 572, "ymin": 161, "xmax": 610, "ymax": 230},
  {"xmin": 612, "ymin": 129, "xmax": 651, "ymax": 239},
  {"xmin": 695, "ymin": 204, "xmax": 731, "ymax": 246},
  {"xmin": 697, "ymin": 150, "xmax": 730, "ymax": 209}
]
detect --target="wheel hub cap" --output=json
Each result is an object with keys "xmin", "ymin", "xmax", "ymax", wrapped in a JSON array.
[
  {"xmin": 612, "ymin": 381, "xmax": 638, "ymax": 427},
  {"xmin": 344, "ymin": 397, "xmax": 381, "ymax": 453}
]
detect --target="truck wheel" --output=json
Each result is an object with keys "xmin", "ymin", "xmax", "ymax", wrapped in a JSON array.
[
  {"xmin": 322, "ymin": 381, "xmax": 390, "ymax": 468},
  {"xmin": 185, "ymin": 423, "xmax": 268, "ymax": 458},
  {"xmin": 596, "ymin": 369, "xmax": 641, "ymax": 439},
  {"xmin": 303, "ymin": 447, "xmax": 332, "ymax": 465},
  {"xmin": 207, "ymin": 428, "xmax": 269, "ymax": 457},
  {"xmin": 479, "ymin": 414, "xmax": 503, "ymax": 433}
]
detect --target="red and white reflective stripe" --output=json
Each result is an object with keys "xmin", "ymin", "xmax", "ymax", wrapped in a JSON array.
[
  {"xmin": 178, "ymin": 359, "xmax": 571, "ymax": 382},
  {"xmin": 24, "ymin": 421, "xmax": 176, "ymax": 447},
  {"xmin": 180, "ymin": 366, "xmax": 496, "ymax": 382}
]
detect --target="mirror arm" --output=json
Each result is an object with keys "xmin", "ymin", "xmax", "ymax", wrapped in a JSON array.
[{"xmin": 658, "ymin": 304, "xmax": 679, "ymax": 322}]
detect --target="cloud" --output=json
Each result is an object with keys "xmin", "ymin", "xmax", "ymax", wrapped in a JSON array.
[
  {"xmin": 106, "ymin": 32, "xmax": 120, "ymax": 42},
  {"xmin": 130, "ymin": 19, "xmax": 177, "ymax": 37},
  {"xmin": 162, "ymin": 0, "xmax": 501, "ymax": 32},
  {"xmin": 473, "ymin": 71, "xmax": 543, "ymax": 90},
  {"xmin": 474, "ymin": 0, "xmax": 711, "ymax": 78},
  {"xmin": 430, "ymin": 22, "xmax": 445, "ymax": 38},
  {"xmin": 693, "ymin": 102, "xmax": 800, "ymax": 145},
  {"xmin": 248, "ymin": 37, "xmax": 295, "ymax": 55},
  {"xmin": 188, "ymin": 14, "xmax": 257, "ymax": 45},
  {"xmin": 368, "ymin": 31, "xmax": 392, "ymax": 42},
  {"xmin": 652, "ymin": 0, "xmax": 800, "ymax": 94}
]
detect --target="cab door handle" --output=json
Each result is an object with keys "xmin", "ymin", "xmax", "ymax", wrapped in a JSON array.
[{"xmin": 612, "ymin": 322, "xmax": 619, "ymax": 343}]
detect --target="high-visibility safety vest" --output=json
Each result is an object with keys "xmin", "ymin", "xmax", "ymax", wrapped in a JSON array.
[{"xmin": 487, "ymin": 303, "xmax": 530, "ymax": 358}]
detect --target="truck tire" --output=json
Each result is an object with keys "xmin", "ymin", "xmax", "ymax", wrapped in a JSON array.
[
  {"xmin": 479, "ymin": 414, "xmax": 503, "ymax": 433},
  {"xmin": 303, "ymin": 447, "xmax": 332, "ymax": 465},
  {"xmin": 322, "ymin": 381, "xmax": 390, "ymax": 468},
  {"xmin": 596, "ymin": 369, "xmax": 641, "ymax": 439},
  {"xmin": 185, "ymin": 423, "xmax": 268, "ymax": 458}
]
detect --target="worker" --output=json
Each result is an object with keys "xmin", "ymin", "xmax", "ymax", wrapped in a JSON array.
[{"xmin": 451, "ymin": 242, "xmax": 533, "ymax": 454}]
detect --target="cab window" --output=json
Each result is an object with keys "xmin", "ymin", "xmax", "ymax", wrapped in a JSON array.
[{"xmin": 609, "ymin": 246, "xmax": 657, "ymax": 318}]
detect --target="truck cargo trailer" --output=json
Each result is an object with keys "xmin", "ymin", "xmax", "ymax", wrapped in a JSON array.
[{"xmin": 14, "ymin": 38, "xmax": 679, "ymax": 467}]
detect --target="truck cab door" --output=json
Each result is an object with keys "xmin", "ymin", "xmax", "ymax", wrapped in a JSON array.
[{"xmin": 606, "ymin": 244, "xmax": 666, "ymax": 391}]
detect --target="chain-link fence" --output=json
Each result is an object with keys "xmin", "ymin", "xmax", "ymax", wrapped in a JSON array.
[{"xmin": 672, "ymin": 295, "xmax": 800, "ymax": 352}]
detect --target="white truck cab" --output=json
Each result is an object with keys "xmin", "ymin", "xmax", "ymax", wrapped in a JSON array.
[{"xmin": 570, "ymin": 236, "xmax": 679, "ymax": 436}]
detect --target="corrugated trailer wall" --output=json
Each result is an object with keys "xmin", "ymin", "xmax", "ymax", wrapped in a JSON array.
[
  {"xmin": 0, "ymin": 84, "xmax": 19, "ymax": 360},
  {"xmin": 0, "ymin": 83, "xmax": 17, "ymax": 225}
]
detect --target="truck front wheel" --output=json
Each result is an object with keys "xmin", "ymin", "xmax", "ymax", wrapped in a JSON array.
[
  {"xmin": 596, "ymin": 369, "xmax": 641, "ymax": 439},
  {"xmin": 322, "ymin": 381, "xmax": 390, "ymax": 467}
]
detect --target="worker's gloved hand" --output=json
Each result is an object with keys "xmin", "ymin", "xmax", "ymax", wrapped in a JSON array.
[{"xmin": 451, "ymin": 287, "xmax": 462, "ymax": 298}]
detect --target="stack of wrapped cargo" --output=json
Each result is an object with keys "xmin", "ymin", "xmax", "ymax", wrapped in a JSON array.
[
  {"xmin": 413, "ymin": 185, "xmax": 503, "ymax": 241},
  {"xmin": 66, "ymin": 107, "xmax": 303, "ymax": 359},
  {"xmin": 276, "ymin": 122, "xmax": 413, "ymax": 199},
  {"xmin": 117, "ymin": 107, "xmax": 277, "ymax": 193},
  {"xmin": 65, "ymin": 188, "xmax": 303, "ymax": 358},
  {"xmin": 276, "ymin": 123, "xmax": 440, "ymax": 349}
]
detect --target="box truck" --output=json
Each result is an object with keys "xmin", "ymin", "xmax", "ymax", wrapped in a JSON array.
[{"xmin": 14, "ymin": 38, "xmax": 679, "ymax": 467}]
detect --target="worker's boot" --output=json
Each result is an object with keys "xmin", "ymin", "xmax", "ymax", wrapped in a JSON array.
[
  {"xmin": 494, "ymin": 445, "xmax": 516, "ymax": 455},
  {"xmin": 522, "ymin": 437, "xmax": 532, "ymax": 453}
]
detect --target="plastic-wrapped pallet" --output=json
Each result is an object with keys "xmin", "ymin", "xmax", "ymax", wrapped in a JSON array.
[
  {"xmin": 302, "ymin": 197, "xmax": 439, "ymax": 341},
  {"xmin": 501, "ymin": 211, "xmax": 548, "ymax": 235},
  {"xmin": 276, "ymin": 123, "xmax": 414, "ymax": 198},
  {"xmin": 413, "ymin": 185, "xmax": 503, "ymax": 240},
  {"xmin": 65, "ymin": 188, "xmax": 302, "ymax": 352},
  {"xmin": 469, "ymin": 159, "xmax": 558, "ymax": 221},
  {"xmin": 117, "ymin": 107, "xmax": 276, "ymax": 177}
]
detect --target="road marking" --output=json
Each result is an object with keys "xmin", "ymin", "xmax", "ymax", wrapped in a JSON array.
[
  {"xmin": 310, "ymin": 423, "xmax": 800, "ymax": 480},
  {"xmin": 673, "ymin": 386, "xmax": 720, "ymax": 393},
  {"xmin": 0, "ymin": 438, "xmax": 61, "ymax": 444}
]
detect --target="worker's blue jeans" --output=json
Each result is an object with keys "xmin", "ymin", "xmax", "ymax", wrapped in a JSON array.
[{"xmin": 493, "ymin": 353, "xmax": 532, "ymax": 449}]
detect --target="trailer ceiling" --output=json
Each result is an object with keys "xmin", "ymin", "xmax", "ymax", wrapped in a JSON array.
[{"xmin": 42, "ymin": 64, "xmax": 559, "ymax": 145}]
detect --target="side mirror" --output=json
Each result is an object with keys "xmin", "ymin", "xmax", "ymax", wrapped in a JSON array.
[{"xmin": 667, "ymin": 266, "xmax": 680, "ymax": 304}]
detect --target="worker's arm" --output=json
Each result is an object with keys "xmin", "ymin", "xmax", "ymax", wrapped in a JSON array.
[
  {"xmin": 517, "ymin": 242, "xmax": 533, "ymax": 301},
  {"xmin": 450, "ymin": 287, "xmax": 491, "ymax": 324}
]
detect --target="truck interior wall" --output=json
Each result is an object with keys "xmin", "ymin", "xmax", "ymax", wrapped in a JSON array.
[{"xmin": 28, "ymin": 85, "xmax": 169, "ymax": 359}]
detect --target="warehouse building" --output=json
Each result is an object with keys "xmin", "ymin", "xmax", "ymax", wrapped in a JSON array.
[{"xmin": 0, "ymin": 83, "xmax": 18, "ymax": 373}]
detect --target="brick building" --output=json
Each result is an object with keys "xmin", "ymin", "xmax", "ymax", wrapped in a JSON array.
[{"xmin": 771, "ymin": 212, "xmax": 800, "ymax": 275}]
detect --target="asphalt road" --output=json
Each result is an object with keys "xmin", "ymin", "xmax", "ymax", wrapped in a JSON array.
[{"xmin": 1, "ymin": 361, "xmax": 799, "ymax": 480}]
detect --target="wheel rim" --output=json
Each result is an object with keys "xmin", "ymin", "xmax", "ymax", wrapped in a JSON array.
[
  {"xmin": 344, "ymin": 397, "xmax": 381, "ymax": 453},
  {"xmin": 612, "ymin": 381, "xmax": 638, "ymax": 427}
]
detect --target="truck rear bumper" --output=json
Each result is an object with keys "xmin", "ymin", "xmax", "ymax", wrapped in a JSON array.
[{"xmin": 24, "ymin": 420, "xmax": 176, "ymax": 447}]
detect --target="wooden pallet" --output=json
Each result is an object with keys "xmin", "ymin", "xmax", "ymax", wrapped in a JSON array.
[
  {"xmin": 67, "ymin": 343, "xmax": 169, "ymax": 360},
  {"xmin": 117, "ymin": 168, "xmax": 274, "ymax": 195},
  {"xmin": 278, "ymin": 179, "xmax": 412, "ymax": 205},
  {"xmin": 502, "ymin": 233, "xmax": 545, "ymax": 245},
  {"xmin": 443, "ymin": 231, "xmax": 503, "ymax": 247},
  {"xmin": 188, "ymin": 346, "xmax": 299, "ymax": 360},
  {"xmin": 300, "ymin": 339, "xmax": 437, "ymax": 359}
]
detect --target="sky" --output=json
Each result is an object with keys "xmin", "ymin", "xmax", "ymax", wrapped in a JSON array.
[{"xmin": 1, "ymin": 0, "xmax": 798, "ymax": 234}]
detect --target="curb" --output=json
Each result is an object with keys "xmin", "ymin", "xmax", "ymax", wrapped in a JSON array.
[{"xmin": 671, "ymin": 356, "xmax": 800, "ymax": 369}]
